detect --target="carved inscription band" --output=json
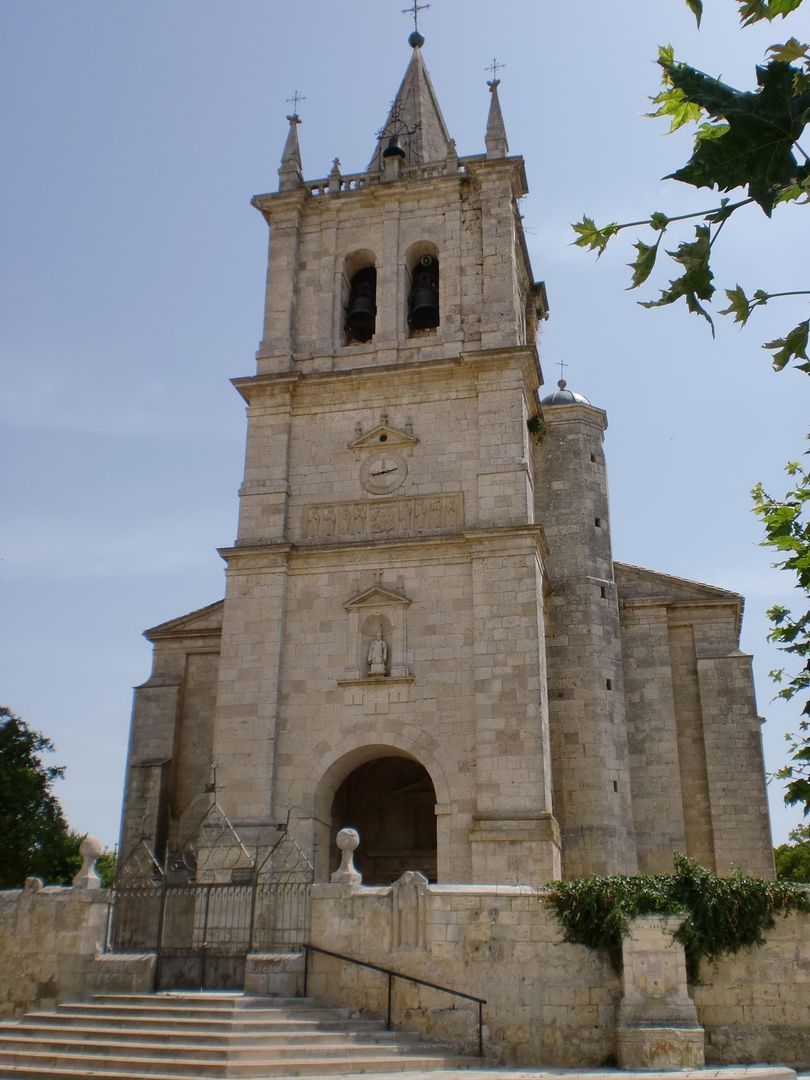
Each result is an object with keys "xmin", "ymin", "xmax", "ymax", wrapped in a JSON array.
[{"xmin": 303, "ymin": 493, "xmax": 463, "ymax": 542}]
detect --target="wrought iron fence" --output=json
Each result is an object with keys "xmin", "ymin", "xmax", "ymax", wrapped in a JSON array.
[{"xmin": 107, "ymin": 800, "xmax": 313, "ymax": 990}]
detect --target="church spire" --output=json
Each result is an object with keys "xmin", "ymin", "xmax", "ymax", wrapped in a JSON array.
[
  {"xmin": 368, "ymin": 32, "xmax": 453, "ymax": 172},
  {"xmin": 278, "ymin": 111, "xmax": 304, "ymax": 192},
  {"xmin": 485, "ymin": 66, "xmax": 509, "ymax": 159}
]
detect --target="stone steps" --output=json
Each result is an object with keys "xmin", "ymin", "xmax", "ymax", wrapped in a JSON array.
[{"xmin": 0, "ymin": 992, "xmax": 479, "ymax": 1077}]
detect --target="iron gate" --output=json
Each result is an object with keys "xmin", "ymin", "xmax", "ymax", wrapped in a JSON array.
[{"xmin": 108, "ymin": 802, "xmax": 313, "ymax": 990}]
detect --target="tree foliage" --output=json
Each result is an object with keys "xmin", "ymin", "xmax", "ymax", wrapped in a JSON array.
[
  {"xmin": 0, "ymin": 707, "xmax": 82, "ymax": 888},
  {"xmin": 572, "ymin": 0, "xmax": 809, "ymax": 365},
  {"xmin": 753, "ymin": 456, "xmax": 810, "ymax": 814},
  {"xmin": 774, "ymin": 823, "xmax": 810, "ymax": 880},
  {"xmin": 546, "ymin": 853, "xmax": 810, "ymax": 979}
]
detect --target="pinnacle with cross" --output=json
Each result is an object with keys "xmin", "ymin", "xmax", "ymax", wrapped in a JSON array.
[{"xmin": 557, "ymin": 358, "xmax": 568, "ymax": 389}]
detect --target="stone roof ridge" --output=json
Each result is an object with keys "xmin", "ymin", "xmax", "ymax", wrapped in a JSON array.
[
  {"xmin": 485, "ymin": 78, "xmax": 509, "ymax": 159},
  {"xmin": 144, "ymin": 598, "xmax": 224, "ymax": 639},
  {"xmin": 368, "ymin": 43, "xmax": 453, "ymax": 171},
  {"xmin": 614, "ymin": 561, "xmax": 743, "ymax": 600}
]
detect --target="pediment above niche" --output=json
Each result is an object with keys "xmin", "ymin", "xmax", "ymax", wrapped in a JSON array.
[
  {"xmin": 344, "ymin": 586, "xmax": 411, "ymax": 611},
  {"xmin": 349, "ymin": 424, "xmax": 419, "ymax": 451}
]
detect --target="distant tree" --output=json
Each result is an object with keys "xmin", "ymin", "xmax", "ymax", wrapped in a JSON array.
[
  {"xmin": 0, "ymin": 707, "xmax": 82, "ymax": 887},
  {"xmin": 95, "ymin": 849, "xmax": 117, "ymax": 888},
  {"xmin": 754, "ymin": 458, "xmax": 810, "ymax": 815},
  {"xmin": 774, "ymin": 823, "xmax": 810, "ymax": 881}
]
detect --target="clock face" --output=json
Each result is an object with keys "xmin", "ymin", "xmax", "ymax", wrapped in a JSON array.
[{"xmin": 360, "ymin": 452, "xmax": 408, "ymax": 495}]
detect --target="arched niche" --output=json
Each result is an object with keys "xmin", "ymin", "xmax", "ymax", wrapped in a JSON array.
[
  {"xmin": 405, "ymin": 241, "xmax": 440, "ymax": 336},
  {"xmin": 342, "ymin": 249, "xmax": 377, "ymax": 345}
]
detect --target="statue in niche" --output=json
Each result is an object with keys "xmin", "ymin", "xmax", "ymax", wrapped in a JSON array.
[{"xmin": 367, "ymin": 627, "xmax": 388, "ymax": 676}]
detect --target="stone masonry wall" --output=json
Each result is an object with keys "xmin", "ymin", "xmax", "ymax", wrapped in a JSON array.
[
  {"xmin": 0, "ymin": 882, "xmax": 153, "ymax": 1018},
  {"xmin": 309, "ymin": 880, "xmax": 621, "ymax": 1067},
  {"xmin": 693, "ymin": 910, "xmax": 810, "ymax": 1067},
  {"xmin": 309, "ymin": 879, "xmax": 810, "ymax": 1069}
]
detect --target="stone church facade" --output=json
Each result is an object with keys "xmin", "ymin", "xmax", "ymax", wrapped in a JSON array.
[{"xmin": 119, "ymin": 37, "xmax": 774, "ymax": 890}]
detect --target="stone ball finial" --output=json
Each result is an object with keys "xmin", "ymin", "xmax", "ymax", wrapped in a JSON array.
[
  {"xmin": 558, "ymin": 379, "xmax": 567, "ymax": 389},
  {"xmin": 332, "ymin": 827, "xmax": 362, "ymax": 886},
  {"xmin": 409, "ymin": 30, "xmax": 425, "ymax": 48},
  {"xmin": 336, "ymin": 827, "xmax": 360, "ymax": 852},
  {"xmin": 72, "ymin": 835, "xmax": 103, "ymax": 890}
]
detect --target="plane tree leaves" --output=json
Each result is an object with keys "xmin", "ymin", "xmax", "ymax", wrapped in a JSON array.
[
  {"xmin": 663, "ymin": 59, "xmax": 810, "ymax": 213},
  {"xmin": 640, "ymin": 225, "xmax": 716, "ymax": 329},
  {"xmin": 763, "ymin": 319, "xmax": 810, "ymax": 370},
  {"xmin": 737, "ymin": 0, "xmax": 804, "ymax": 26},
  {"xmin": 572, "ymin": 216, "xmax": 620, "ymax": 256}
]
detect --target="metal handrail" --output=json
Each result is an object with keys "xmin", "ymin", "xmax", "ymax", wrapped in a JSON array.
[{"xmin": 302, "ymin": 943, "xmax": 487, "ymax": 1057}]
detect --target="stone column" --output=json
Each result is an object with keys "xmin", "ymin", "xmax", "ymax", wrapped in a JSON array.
[{"xmin": 617, "ymin": 914, "xmax": 705, "ymax": 1069}]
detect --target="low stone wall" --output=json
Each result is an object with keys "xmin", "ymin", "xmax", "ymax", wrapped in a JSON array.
[
  {"xmin": 309, "ymin": 878, "xmax": 621, "ymax": 1067},
  {"xmin": 0, "ymin": 880, "xmax": 111, "ymax": 1017},
  {"xmin": 309, "ymin": 865, "xmax": 810, "ymax": 1069},
  {"xmin": 0, "ymin": 842, "xmax": 156, "ymax": 1018},
  {"xmin": 694, "ymin": 911, "xmax": 810, "ymax": 1067}
]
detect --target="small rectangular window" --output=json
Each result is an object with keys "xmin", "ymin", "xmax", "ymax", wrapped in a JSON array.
[
  {"xmin": 595, "ymin": 517, "xmax": 602, "ymax": 528},
  {"xmin": 606, "ymin": 678, "xmax": 613, "ymax": 691}
]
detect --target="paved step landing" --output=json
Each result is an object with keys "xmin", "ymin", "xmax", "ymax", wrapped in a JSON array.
[{"xmin": 0, "ymin": 992, "xmax": 480, "ymax": 1078}]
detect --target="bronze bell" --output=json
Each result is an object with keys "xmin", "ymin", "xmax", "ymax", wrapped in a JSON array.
[
  {"xmin": 382, "ymin": 134, "xmax": 406, "ymax": 160},
  {"xmin": 346, "ymin": 282, "xmax": 376, "ymax": 341},
  {"xmin": 409, "ymin": 269, "xmax": 439, "ymax": 330}
]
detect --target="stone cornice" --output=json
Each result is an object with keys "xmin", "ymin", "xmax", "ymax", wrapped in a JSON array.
[{"xmin": 232, "ymin": 344, "xmax": 541, "ymax": 405}]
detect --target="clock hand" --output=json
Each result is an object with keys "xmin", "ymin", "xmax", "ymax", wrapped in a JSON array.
[{"xmin": 370, "ymin": 467, "xmax": 398, "ymax": 477}]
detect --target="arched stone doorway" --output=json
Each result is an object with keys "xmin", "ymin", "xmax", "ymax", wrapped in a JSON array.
[{"xmin": 330, "ymin": 756, "xmax": 437, "ymax": 884}]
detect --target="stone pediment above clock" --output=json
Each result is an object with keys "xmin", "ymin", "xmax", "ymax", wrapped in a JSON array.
[
  {"xmin": 348, "ymin": 424, "xmax": 419, "ymax": 451},
  {"xmin": 344, "ymin": 586, "xmax": 411, "ymax": 612}
]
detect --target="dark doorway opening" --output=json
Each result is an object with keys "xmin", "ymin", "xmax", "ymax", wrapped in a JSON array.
[{"xmin": 330, "ymin": 756, "xmax": 437, "ymax": 884}]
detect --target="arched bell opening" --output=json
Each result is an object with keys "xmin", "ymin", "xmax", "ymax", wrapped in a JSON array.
[
  {"xmin": 330, "ymin": 755, "xmax": 437, "ymax": 885},
  {"xmin": 405, "ymin": 243, "xmax": 440, "ymax": 336},
  {"xmin": 343, "ymin": 252, "xmax": 377, "ymax": 345}
]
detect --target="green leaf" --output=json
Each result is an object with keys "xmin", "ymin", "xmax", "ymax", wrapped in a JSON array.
[
  {"xmin": 663, "ymin": 59, "xmax": 810, "ymax": 214},
  {"xmin": 658, "ymin": 43, "xmax": 676, "ymax": 70},
  {"xmin": 684, "ymin": 0, "xmax": 703, "ymax": 26},
  {"xmin": 628, "ymin": 238, "xmax": 661, "ymax": 289},
  {"xmin": 720, "ymin": 284, "xmax": 755, "ymax": 324},
  {"xmin": 768, "ymin": 38, "xmax": 810, "ymax": 63},
  {"xmin": 648, "ymin": 86, "xmax": 704, "ymax": 132},
  {"xmin": 763, "ymin": 319, "xmax": 810, "ymax": 370},
  {"xmin": 640, "ymin": 225, "xmax": 715, "ymax": 331},
  {"xmin": 649, "ymin": 211, "xmax": 670, "ymax": 232},
  {"xmin": 696, "ymin": 121, "xmax": 731, "ymax": 141},
  {"xmin": 738, "ymin": 0, "xmax": 804, "ymax": 25},
  {"xmin": 572, "ymin": 216, "xmax": 619, "ymax": 256}
]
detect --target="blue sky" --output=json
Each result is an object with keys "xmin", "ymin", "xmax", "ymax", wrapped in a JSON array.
[{"xmin": 1, "ymin": 0, "xmax": 807, "ymax": 849}]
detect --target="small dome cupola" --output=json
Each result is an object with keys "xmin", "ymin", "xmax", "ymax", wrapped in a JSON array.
[{"xmin": 540, "ymin": 379, "xmax": 592, "ymax": 407}]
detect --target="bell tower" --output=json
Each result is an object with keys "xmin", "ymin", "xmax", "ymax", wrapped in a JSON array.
[{"xmin": 207, "ymin": 30, "xmax": 561, "ymax": 885}]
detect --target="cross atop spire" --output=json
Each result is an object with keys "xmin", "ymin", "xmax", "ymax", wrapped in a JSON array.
[
  {"xmin": 402, "ymin": 0, "xmax": 430, "ymax": 34},
  {"xmin": 486, "ymin": 57, "xmax": 506, "ymax": 86},
  {"xmin": 286, "ymin": 90, "xmax": 306, "ymax": 116}
]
